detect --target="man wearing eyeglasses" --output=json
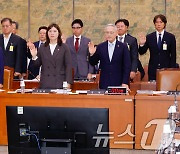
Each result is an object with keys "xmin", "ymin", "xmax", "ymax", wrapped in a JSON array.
[
  {"xmin": 0, "ymin": 17, "xmax": 23, "ymax": 78},
  {"xmin": 88, "ymin": 24, "xmax": 131, "ymax": 90},
  {"xmin": 66, "ymin": 19, "xmax": 94, "ymax": 80}
]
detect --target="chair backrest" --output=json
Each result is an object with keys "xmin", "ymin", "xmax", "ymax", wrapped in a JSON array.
[
  {"xmin": 3, "ymin": 66, "xmax": 14, "ymax": 89},
  {"xmin": 156, "ymin": 68, "xmax": 180, "ymax": 91},
  {"xmin": 142, "ymin": 64, "xmax": 148, "ymax": 81}
]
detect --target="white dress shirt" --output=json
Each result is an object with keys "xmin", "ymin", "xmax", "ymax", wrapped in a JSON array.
[
  {"xmin": 108, "ymin": 40, "xmax": 116, "ymax": 61},
  {"xmin": 3, "ymin": 33, "xmax": 12, "ymax": 50},
  {"xmin": 156, "ymin": 29, "xmax": 164, "ymax": 43}
]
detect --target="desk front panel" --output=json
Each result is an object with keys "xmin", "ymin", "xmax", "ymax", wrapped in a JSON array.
[
  {"xmin": 0, "ymin": 93, "xmax": 134, "ymax": 149},
  {"xmin": 135, "ymin": 95, "xmax": 179, "ymax": 149}
]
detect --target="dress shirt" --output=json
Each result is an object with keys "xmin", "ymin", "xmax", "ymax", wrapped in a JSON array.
[
  {"xmin": 38, "ymin": 41, "xmax": 45, "ymax": 48},
  {"xmin": 49, "ymin": 43, "xmax": 57, "ymax": 55},
  {"xmin": 156, "ymin": 29, "xmax": 164, "ymax": 44},
  {"xmin": 118, "ymin": 34, "xmax": 126, "ymax": 43},
  {"xmin": 3, "ymin": 33, "xmax": 12, "ymax": 50},
  {"xmin": 108, "ymin": 40, "xmax": 116, "ymax": 61},
  {"xmin": 74, "ymin": 35, "xmax": 81, "ymax": 46}
]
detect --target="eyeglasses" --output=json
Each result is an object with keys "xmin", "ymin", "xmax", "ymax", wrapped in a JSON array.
[
  {"xmin": 72, "ymin": 27, "xmax": 82, "ymax": 29},
  {"xmin": 2, "ymin": 25, "xmax": 11, "ymax": 28}
]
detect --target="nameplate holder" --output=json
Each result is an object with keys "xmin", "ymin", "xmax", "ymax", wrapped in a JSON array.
[{"xmin": 107, "ymin": 86, "xmax": 127, "ymax": 95}]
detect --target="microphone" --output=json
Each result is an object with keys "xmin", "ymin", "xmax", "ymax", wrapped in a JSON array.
[{"xmin": 27, "ymin": 70, "xmax": 40, "ymax": 82}]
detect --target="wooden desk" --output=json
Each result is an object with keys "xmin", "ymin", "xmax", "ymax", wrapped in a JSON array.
[
  {"xmin": 12, "ymin": 80, "xmax": 98, "ymax": 90},
  {"xmin": 130, "ymin": 81, "xmax": 156, "ymax": 92},
  {"xmin": 12, "ymin": 80, "xmax": 39, "ymax": 89},
  {"xmin": 135, "ymin": 94, "xmax": 179, "ymax": 149},
  {"xmin": 140, "ymin": 82, "xmax": 156, "ymax": 90},
  {"xmin": 0, "ymin": 92, "xmax": 134, "ymax": 149}
]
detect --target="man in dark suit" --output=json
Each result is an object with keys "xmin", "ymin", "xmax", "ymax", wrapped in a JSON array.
[
  {"xmin": 115, "ymin": 19, "xmax": 138, "ymax": 81},
  {"xmin": 27, "ymin": 26, "xmax": 47, "ymax": 80},
  {"xmin": 12, "ymin": 21, "xmax": 28, "ymax": 78},
  {"xmin": 0, "ymin": 47, "xmax": 4, "ymax": 88},
  {"xmin": 0, "ymin": 18, "xmax": 23, "ymax": 78},
  {"xmin": 88, "ymin": 24, "xmax": 131, "ymax": 90},
  {"xmin": 66, "ymin": 19, "xmax": 94, "ymax": 80},
  {"xmin": 139, "ymin": 14, "xmax": 176, "ymax": 81}
]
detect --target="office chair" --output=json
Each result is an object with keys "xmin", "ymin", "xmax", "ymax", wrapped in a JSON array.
[
  {"xmin": 156, "ymin": 68, "xmax": 180, "ymax": 91},
  {"xmin": 3, "ymin": 66, "xmax": 14, "ymax": 89}
]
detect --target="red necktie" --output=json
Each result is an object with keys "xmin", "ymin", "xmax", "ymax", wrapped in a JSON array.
[{"xmin": 75, "ymin": 38, "xmax": 79, "ymax": 52}]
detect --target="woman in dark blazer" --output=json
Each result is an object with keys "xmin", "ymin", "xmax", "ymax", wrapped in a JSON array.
[
  {"xmin": 0, "ymin": 47, "xmax": 4, "ymax": 88},
  {"xmin": 29, "ymin": 23, "xmax": 72, "ymax": 89}
]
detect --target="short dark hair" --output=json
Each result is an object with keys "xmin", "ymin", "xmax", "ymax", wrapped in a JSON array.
[
  {"xmin": 45, "ymin": 23, "xmax": 62, "ymax": 46},
  {"xmin": 71, "ymin": 19, "xmax": 83, "ymax": 28},
  {"xmin": 153, "ymin": 14, "xmax": 167, "ymax": 27},
  {"xmin": 38, "ymin": 26, "xmax": 47, "ymax": 32},
  {"xmin": 1, "ymin": 17, "xmax": 12, "ymax": 24},
  {"xmin": 12, "ymin": 21, "xmax": 19, "ymax": 29},
  {"xmin": 115, "ymin": 19, "xmax": 129, "ymax": 27}
]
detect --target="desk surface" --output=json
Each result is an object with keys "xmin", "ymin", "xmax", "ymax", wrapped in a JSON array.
[
  {"xmin": 0, "ymin": 92, "xmax": 134, "ymax": 149},
  {"xmin": 12, "ymin": 80, "xmax": 157, "ymax": 92}
]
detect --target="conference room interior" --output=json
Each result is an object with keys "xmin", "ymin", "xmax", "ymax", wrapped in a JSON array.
[{"xmin": 0, "ymin": 0, "xmax": 180, "ymax": 154}]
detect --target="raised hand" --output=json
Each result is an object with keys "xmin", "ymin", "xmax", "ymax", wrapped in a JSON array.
[
  {"xmin": 27, "ymin": 40, "xmax": 37, "ymax": 58},
  {"xmin": 138, "ymin": 32, "xmax": 146, "ymax": 46},
  {"xmin": 88, "ymin": 42, "xmax": 96, "ymax": 56}
]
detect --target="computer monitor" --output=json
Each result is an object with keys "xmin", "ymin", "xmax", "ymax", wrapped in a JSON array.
[{"xmin": 6, "ymin": 106, "xmax": 109, "ymax": 154}]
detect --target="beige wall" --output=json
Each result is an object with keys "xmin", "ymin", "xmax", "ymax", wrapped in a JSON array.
[{"xmin": 0, "ymin": 0, "xmax": 179, "ymax": 65}]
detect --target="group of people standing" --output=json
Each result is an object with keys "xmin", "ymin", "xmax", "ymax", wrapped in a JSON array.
[{"xmin": 0, "ymin": 14, "xmax": 177, "ymax": 90}]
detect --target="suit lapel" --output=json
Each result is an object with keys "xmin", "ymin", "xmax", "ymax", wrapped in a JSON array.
[
  {"xmin": 78, "ymin": 36, "xmax": 83, "ymax": 52},
  {"xmin": 111, "ymin": 41, "xmax": 120, "ymax": 62},
  {"xmin": 104, "ymin": 41, "xmax": 111, "ymax": 63},
  {"xmin": 6, "ymin": 34, "xmax": 14, "ymax": 52},
  {"xmin": 70, "ymin": 36, "xmax": 76, "ymax": 53},
  {"xmin": 45, "ymin": 45, "xmax": 56, "ymax": 66},
  {"xmin": 162, "ymin": 31, "xmax": 167, "ymax": 44},
  {"xmin": 152, "ymin": 32, "xmax": 160, "ymax": 52},
  {"xmin": 52, "ymin": 45, "xmax": 60, "ymax": 58},
  {"xmin": 0, "ymin": 35, "xmax": 5, "ymax": 51}
]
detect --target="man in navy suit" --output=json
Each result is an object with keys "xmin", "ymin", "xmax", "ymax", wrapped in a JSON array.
[
  {"xmin": 139, "ymin": 14, "xmax": 176, "ymax": 81},
  {"xmin": 12, "ymin": 21, "xmax": 28, "ymax": 78},
  {"xmin": 89, "ymin": 24, "xmax": 131, "ymax": 90},
  {"xmin": 27, "ymin": 26, "xmax": 47, "ymax": 79},
  {"xmin": 0, "ymin": 47, "xmax": 4, "ymax": 88},
  {"xmin": 66, "ymin": 19, "xmax": 94, "ymax": 80},
  {"xmin": 115, "ymin": 19, "xmax": 138, "ymax": 81},
  {"xmin": 0, "ymin": 18, "xmax": 23, "ymax": 78}
]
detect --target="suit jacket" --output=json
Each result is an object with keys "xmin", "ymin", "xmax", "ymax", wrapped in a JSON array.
[
  {"xmin": 66, "ymin": 36, "xmax": 94, "ymax": 79},
  {"xmin": 0, "ymin": 33, "xmax": 23, "ymax": 73},
  {"xmin": 124, "ymin": 34, "xmax": 138, "ymax": 72},
  {"xmin": 28, "ymin": 41, "xmax": 41, "ymax": 79},
  {"xmin": 0, "ymin": 47, "xmax": 4, "ymax": 84},
  {"xmin": 32, "ymin": 43, "xmax": 72, "ymax": 89},
  {"xmin": 139, "ymin": 31, "xmax": 176, "ymax": 80},
  {"xmin": 21, "ymin": 38, "xmax": 27, "ymax": 74},
  {"xmin": 89, "ymin": 40, "xmax": 131, "ymax": 89}
]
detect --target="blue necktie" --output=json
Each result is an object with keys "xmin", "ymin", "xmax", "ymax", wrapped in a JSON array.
[{"xmin": 157, "ymin": 33, "xmax": 162, "ymax": 50}]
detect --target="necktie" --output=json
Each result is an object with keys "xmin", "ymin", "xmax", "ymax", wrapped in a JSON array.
[
  {"xmin": 39, "ymin": 42, "xmax": 44, "ymax": 48},
  {"xmin": 157, "ymin": 33, "xmax": 162, "ymax": 49},
  {"xmin": 108, "ymin": 43, "xmax": 114, "ymax": 61},
  {"xmin": 119, "ymin": 36, "xmax": 123, "ymax": 42},
  {"xmin": 75, "ymin": 38, "xmax": 79, "ymax": 52}
]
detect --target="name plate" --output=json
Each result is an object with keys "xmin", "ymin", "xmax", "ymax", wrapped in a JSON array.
[{"xmin": 107, "ymin": 86, "xmax": 127, "ymax": 95}]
